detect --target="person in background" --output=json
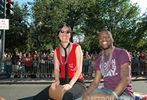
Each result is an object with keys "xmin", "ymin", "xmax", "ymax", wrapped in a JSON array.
[
  {"xmin": 132, "ymin": 51, "xmax": 140, "ymax": 75},
  {"xmin": 33, "ymin": 22, "xmax": 86, "ymax": 100},
  {"xmin": 4, "ymin": 52, "xmax": 12, "ymax": 78},
  {"xmin": 139, "ymin": 52, "xmax": 146, "ymax": 75},
  {"xmin": 48, "ymin": 50, "xmax": 54, "ymax": 77},
  {"xmin": 83, "ymin": 51, "xmax": 90, "ymax": 78},
  {"xmin": 82, "ymin": 30, "xmax": 134, "ymax": 100}
]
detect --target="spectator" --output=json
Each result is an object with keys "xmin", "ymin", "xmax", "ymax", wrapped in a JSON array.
[
  {"xmin": 132, "ymin": 51, "xmax": 140, "ymax": 75},
  {"xmin": 83, "ymin": 51, "xmax": 90, "ymax": 77}
]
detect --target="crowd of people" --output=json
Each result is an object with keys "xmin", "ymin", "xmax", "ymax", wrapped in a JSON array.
[
  {"xmin": 4, "ymin": 50, "xmax": 54, "ymax": 78},
  {"xmin": 131, "ymin": 51, "xmax": 147, "ymax": 76},
  {"xmin": 3, "ymin": 46, "xmax": 147, "ymax": 79}
]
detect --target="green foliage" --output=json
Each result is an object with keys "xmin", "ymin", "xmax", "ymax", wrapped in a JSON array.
[
  {"xmin": 5, "ymin": 0, "xmax": 146, "ymax": 53},
  {"xmin": 32, "ymin": 0, "xmax": 68, "ymax": 50},
  {"xmin": 82, "ymin": 0, "xmax": 146, "ymax": 51},
  {"xmin": 5, "ymin": 2, "xmax": 30, "ymax": 52}
]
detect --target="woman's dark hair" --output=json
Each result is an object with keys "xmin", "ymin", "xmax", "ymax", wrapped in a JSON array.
[{"xmin": 57, "ymin": 22, "xmax": 72, "ymax": 34}]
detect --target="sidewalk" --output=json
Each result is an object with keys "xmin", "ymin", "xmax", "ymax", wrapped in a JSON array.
[{"xmin": 0, "ymin": 75, "xmax": 147, "ymax": 84}]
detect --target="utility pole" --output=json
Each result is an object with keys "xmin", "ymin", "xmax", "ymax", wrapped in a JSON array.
[
  {"xmin": 0, "ymin": 0, "xmax": 9, "ymax": 73},
  {"xmin": 0, "ymin": 0, "xmax": 5, "ymax": 72}
]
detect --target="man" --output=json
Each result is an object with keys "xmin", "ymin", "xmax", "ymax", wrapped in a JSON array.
[{"xmin": 83, "ymin": 30, "xmax": 134, "ymax": 100}]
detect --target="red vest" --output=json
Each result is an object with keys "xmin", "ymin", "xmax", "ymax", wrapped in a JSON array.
[{"xmin": 56, "ymin": 43, "xmax": 84, "ymax": 80}]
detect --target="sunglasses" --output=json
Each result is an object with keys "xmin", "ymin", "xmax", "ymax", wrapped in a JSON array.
[{"xmin": 60, "ymin": 30, "xmax": 70, "ymax": 34}]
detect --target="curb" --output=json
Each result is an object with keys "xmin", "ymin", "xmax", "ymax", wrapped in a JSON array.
[{"xmin": 0, "ymin": 77, "xmax": 146, "ymax": 85}]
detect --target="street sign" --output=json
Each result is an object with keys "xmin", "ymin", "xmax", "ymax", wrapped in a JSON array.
[{"xmin": 0, "ymin": 19, "xmax": 9, "ymax": 30}]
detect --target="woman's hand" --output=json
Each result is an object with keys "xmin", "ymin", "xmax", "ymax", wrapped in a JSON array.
[
  {"xmin": 62, "ymin": 84, "xmax": 72, "ymax": 91},
  {"xmin": 51, "ymin": 80, "xmax": 60, "ymax": 89},
  {"xmin": 53, "ymin": 80, "xmax": 60, "ymax": 85}
]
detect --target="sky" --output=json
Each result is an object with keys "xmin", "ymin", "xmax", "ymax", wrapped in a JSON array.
[
  {"xmin": 15, "ymin": 0, "xmax": 34, "ymax": 4},
  {"xmin": 131, "ymin": 0, "xmax": 147, "ymax": 14},
  {"xmin": 15, "ymin": 0, "xmax": 147, "ymax": 14}
]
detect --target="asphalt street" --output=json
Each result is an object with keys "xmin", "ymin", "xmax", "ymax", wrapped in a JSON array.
[{"xmin": 0, "ymin": 80, "xmax": 147, "ymax": 100}]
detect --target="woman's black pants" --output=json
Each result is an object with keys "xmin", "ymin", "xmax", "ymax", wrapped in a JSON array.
[{"xmin": 33, "ymin": 82, "xmax": 86, "ymax": 100}]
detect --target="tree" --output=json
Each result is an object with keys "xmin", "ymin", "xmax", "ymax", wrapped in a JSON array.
[
  {"xmin": 5, "ymin": 2, "xmax": 30, "ymax": 52},
  {"xmin": 31, "ymin": 0, "xmax": 68, "ymax": 50},
  {"xmin": 6, "ymin": 0, "xmax": 146, "ymax": 53},
  {"xmin": 81, "ymin": 0, "xmax": 146, "ymax": 52}
]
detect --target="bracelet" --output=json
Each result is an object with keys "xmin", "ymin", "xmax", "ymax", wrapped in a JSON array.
[{"xmin": 112, "ymin": 91, "xmax": 118, "ymax": 99}]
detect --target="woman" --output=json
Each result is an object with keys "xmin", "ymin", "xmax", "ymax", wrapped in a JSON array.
[{"xmin": 34, "ymin": 22, "xmax": 86, "ymax": 100}]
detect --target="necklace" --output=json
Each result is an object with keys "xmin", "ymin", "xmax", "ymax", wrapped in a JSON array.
[
  {"xmin": 59, "ymin": 42, "xmax": 71, "ymax": 65},
  {"xmin": 100, "ymin": 47, "xmax": 115, "ymax": 74}
]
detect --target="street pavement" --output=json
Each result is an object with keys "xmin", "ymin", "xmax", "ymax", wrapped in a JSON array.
[{"xmin": 0, "ymin": 76, "xmax": 147, "ymax": 100}]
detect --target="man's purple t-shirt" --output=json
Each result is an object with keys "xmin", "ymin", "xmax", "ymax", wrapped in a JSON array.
[{"xmin": 94, "ymin": 48, "xmax": 134, "ymax": 96}]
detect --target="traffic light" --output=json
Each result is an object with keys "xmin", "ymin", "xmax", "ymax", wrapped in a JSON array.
[
  {"xmin": 6, "ymin": 0, "xmax": 14, "ymax": 15},
  {"xmin": 0, "ymin": 0, "xmax": 4, "ymax": 18}
]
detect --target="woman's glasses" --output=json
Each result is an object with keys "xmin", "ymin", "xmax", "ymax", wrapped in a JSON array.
[{"xmin": 60, "ymin": 30, "xmax": 70, "ymax": 34}]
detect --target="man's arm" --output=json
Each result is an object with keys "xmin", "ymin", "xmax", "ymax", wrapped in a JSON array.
[
  {"xmin": 84, "ymin": 70, "xmax": 102, "ymax": 95},
  {"xmin": 113, "ymin": 62, "xmax": 132, "ymax": 96}
]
